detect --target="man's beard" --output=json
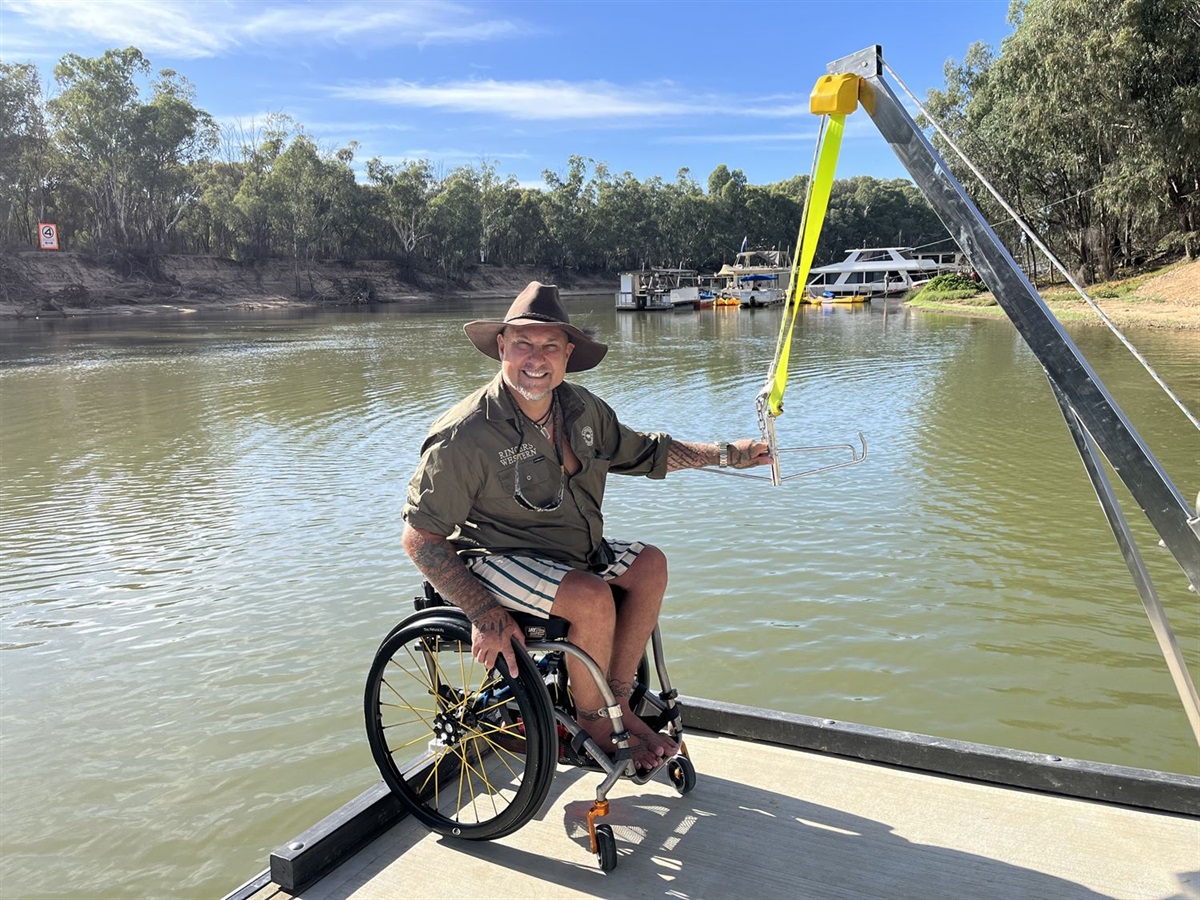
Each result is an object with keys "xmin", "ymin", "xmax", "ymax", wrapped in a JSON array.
[{"xmin": 503, "ymin": 372, "xmax": 551, "ymax": 403}]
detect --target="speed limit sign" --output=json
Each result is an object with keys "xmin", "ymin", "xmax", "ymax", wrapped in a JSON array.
[{"xmin": 38, "ymin": 223, "xmax": 59, "ymax": 250}]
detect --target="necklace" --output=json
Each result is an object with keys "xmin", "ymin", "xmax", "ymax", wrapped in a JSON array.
[
  {"xmin": 529, "ymin": 402, "xmax": 554, "ymax": 431},
  {"xmin": 506, "ymin": 384, "xmax": 556, "ymax": 440}
]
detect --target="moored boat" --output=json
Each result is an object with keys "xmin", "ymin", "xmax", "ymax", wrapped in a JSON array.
[
  {"xmin": 615, "ymin": 268, "xmax": 697, "ymax": 311},
  {"xmin": 669, "ymin": 274, "xmax": 722, "ymax": 310},
  {"xmin": 807, "ymin": 246, "xmax": 959, "ymax": 298},
  {"xmin": 819, "ymin": 291, "xmax": 870, "ymax": 304},
  {"xmin": 713, "ymin": 247, "xmax": 790, "ymax": 307}
]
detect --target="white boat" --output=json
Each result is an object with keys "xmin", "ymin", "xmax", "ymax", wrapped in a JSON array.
[
  {"xmin": 615, "ymin": 268, "xmax": 697, "ymax": 311},
  {"xmin": 806, "ymin": 246, "xmax": 959, "ymax": 299},
  {"xmin": 668, "ymin": 274, "xmax": 722, "ymax": 310},
  {"xmin": 713, "ymin": 248, "xmax": 790, "ymax": 308}
]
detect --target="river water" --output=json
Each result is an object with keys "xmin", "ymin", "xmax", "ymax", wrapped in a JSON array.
[{"xmin": 1, "ymin": 297, "xmax": 1197, "ymax": 898}]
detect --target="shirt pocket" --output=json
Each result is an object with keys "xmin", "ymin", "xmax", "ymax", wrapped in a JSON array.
[{"xmin": 512, "ymin": 454, "xmax": 563, "ymax": 509}]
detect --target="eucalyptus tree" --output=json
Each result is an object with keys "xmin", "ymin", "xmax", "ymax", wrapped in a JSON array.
[
  {"xmin": 743, "ymin": 185, "xmax": 802, "ymax": 258},
  {"xmin": 262, "ymin": 131, "xmax": 359, "ymax": 293},
  {"xmin": 46, "ymin": 48, "xmax": 215, "ymax": 253},
  {"xmin": 136, "ymin": 69, "xmax": 218, "ymax": 251},
  {"xmin": 0, "ymin": 63, "xmax": 52, "ymax": 248},
  {"xmin": 926, "ymin": 0, "xmax": 1199, "ymax": 279},
  {"xmin": 186, "ymin": 157, "xmax": 241, "ymax": 255},
  {"xmin": 425, "ymin": 166, "xmax": 484, "ymax": 278},
  {"xmin": 541, "ymin": 155, "xmax": 599, "ymax": 269},
  {"xmin": 592, "ymin": 164, "xmax": 657, "ymax": 270},
  {"xmin": 366, "ymin": 157, "xmax": 434, "ymax": 266},
  {"xmin": 472, "ymin": 160, "xmax": 524, "ymax": 266},
  {"xmin": 501, "ymin": 188, "xmax": 551, "ymax": 266},
  {"xmin": 659, "ymin": 168, "xmax": 716, "ymax": 269},
  {"xmin": 706, "ymin": 164, "xmax": 753, "ymax": 261}
]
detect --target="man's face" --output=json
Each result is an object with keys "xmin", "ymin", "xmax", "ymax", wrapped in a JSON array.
[{"xmin": 497, "ymin": 324, "xmax": 574, "ymax": 403}]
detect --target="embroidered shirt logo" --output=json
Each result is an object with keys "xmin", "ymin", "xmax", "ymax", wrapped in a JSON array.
[
  {"xmin": 581, "ymin": 425, "xmax": 594, "ymax": 447},
  {"xmin": 498, "ymin": 442, "xmax": 538, "ymax": 468}
]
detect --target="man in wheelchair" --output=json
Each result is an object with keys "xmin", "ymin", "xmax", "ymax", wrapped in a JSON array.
[{"xmin": 401, "ymin": 281, "xmax": 770, "ymax": 771}]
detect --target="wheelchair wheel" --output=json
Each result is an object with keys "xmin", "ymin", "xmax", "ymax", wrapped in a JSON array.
[
  {"xmin": 667, "ymin": 755, "xmax": 696, "ymax": 794},
  {"xmin": 595, "ymin": 823, "xmax": 618, "ymax": 872},
  {"xmin": 364, "ymin": 613, "xmax": 557, "ymax": 840}
]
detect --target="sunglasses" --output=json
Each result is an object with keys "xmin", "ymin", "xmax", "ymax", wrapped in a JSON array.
[{"xmin": 513, "ymin": 450, "xmax": 566, "ymax": 512}]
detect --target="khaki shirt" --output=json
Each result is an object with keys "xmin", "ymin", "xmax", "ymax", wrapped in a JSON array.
[{"xmin": 403, "ymin": 372, "xmax": 672, "ymax": 569}]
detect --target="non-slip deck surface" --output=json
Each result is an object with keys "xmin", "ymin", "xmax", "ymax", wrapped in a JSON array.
[{"xmin": 251, "ymin": 731, "xmax": 1200, "ymax": 900}]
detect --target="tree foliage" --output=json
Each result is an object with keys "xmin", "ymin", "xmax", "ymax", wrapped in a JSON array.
[
  {"xmin": 2, "ymin": 7, "xmax": 1193, "ymax": 292},
  {"xmin": 926, "ymin": 0, "xmax": 1200, "ymax": 278}
]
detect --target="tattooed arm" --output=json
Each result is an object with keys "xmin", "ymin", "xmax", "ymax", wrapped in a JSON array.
[
  {"xmin": 666, "ymin": 438, "xmax": 772, "ymax": 473},
  {"xmin": 402, "ymin": 524, "xmax": 524, "ymax": 675}
]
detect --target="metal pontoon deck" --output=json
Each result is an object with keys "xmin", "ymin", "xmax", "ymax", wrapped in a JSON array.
[{"xmin": 229, "ymin": 699, "xmax": 1199, "ymax": 900}]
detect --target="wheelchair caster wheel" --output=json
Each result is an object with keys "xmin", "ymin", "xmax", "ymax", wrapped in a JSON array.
[
  {"xmin": 667, "ymin": 755, "xmax": 696, "ymax": 794},
  {"xmin": 595, "ymin": 823, "xmax": 618, "ymax": 871}
]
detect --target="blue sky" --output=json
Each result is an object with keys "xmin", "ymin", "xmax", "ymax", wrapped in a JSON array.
[{"xmin": 1, "ymin": 0, "xmax": 1015, "ymax": 188}]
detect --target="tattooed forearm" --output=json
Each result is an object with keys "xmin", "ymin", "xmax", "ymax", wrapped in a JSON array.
[
  {"xmin": 402, "ymin": 525, "xmax": 502, "ymax": 623},
  {"xmin": 666, "ymin": 440, "xmax": 718, "ymax": 472},
  {"xmin": 666, "ymin": 438, "xmax": 765, "ymax": 471},
  {"xmin": 607, "ymin": 677, "xmax": 633, "ymax": 699}
]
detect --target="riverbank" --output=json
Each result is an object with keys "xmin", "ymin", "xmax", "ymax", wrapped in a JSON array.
[
  {"xmin": 906, "ymin": 257, "xmax": 1200, "ymax": 330},
  {"xmin": 0, "ymin": 251, "xmax": 614, "ymax": 319},
  {"xmin": 3, "ymin": 251, "xmax": 1197, "ymax": 328}
]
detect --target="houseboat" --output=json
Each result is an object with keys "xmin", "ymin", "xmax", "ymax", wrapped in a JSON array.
[
  {"xmin": 615, "ymin": 268, "xmax": 697, "ymax": 311},
  {"xmin": 805, "ymin": 246, "xmax": 959, "ymax": 299},
  {"xmin": 714, "ymin": 248, "xmax": 790, "ymax": 308},
  {"xmin": 669, "ymin": 274, "xmax": 722, "ymax": 310}
]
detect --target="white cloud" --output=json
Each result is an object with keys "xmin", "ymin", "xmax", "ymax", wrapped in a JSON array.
[
  {"xmin": 4, "ymin": 0, "xmax": 236, "ymax": 59},
  {"xmin": 239, "ymin": 1, "xmax": 526, "ymax": 46},
  {"xmin": 2, "ymin": 0, "xmax": 527, "ymax": 59},
  {"xmin": 334, "ymin": 79, "xmax": 717, "ymax": 121}
]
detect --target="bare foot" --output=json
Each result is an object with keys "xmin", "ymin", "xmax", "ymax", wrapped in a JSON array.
[
  {"xmin": 620, "ymin": 700, "xmax": 678, "ymax": 760},
  {"xmin": 576, "ymin": 713, "xmax": 666, "ymax": 770}
]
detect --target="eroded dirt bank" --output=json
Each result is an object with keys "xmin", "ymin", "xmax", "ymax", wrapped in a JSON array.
[{"xmin": 0, "ymin": 251, "xmax": 614, "ymax": 319}]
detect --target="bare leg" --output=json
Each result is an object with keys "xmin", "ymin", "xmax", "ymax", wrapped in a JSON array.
[
  {"xmin": 609, "ymin": 545, "xmax": 678, "ymax": 759},
  {"xmin": 550, "ymin": 547, "xmax": 678, "ymax": 769}
]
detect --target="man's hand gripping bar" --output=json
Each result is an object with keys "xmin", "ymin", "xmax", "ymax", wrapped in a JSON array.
[{"xmin": 702, "ymin": 388, "xmax": 866, "ymax": 485}]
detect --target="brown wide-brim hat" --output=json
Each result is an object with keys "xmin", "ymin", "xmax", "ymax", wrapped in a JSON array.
[{"xmin": 464, "ymin": 281, "xmax": 607, "ymax": 372}]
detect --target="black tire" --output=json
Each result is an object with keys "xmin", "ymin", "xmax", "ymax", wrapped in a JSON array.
[
  {"xmin": 364, "ymin": 613, "xmax": 557, "ymax": 840},
  {"xmin": 595, "ymin": 823, "xmax": 618, "ymax": 871},
  {"xmin": 667, "ymin": 755, "xmax": 696, "ymax": 795}
]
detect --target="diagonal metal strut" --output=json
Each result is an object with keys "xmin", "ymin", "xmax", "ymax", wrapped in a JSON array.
[{"xmin": 826, "ymin": 45, "xmax": 1200, "ymax": 592}]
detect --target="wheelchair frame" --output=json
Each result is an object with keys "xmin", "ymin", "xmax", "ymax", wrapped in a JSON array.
[{"xmin": 363, "ymin": 583, "xmax": 695, "ymax": 871}]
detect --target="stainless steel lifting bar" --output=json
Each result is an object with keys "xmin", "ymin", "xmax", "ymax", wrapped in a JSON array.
[{"xmin": 826, "ymin": 45, "xmax": 1200, "ymax": 593}]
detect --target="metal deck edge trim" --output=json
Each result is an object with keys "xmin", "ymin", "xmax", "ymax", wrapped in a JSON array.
[
  {"xmin": 248, "ymin": 697, "xmax": 1200, "ymax": 895},
  {"xmin": 267, "ymin": 780, "xmax": 407, "ymax": 893},
  {"xmin": 220, "ymin": 867, "xmax": 272, "ymax": 900},
  {"xmin": 680, "ymin": 695, "xmax": 1200, "ymax": 816}
]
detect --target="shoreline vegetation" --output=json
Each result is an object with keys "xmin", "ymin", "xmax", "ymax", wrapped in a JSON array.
[
  {"xmin": 906, "ymin": 257, "xmax": 1199, "ymax": 331},
  {"xmin": 1, "ymin": 250, "xmax": 1197, "ymax": 331}
]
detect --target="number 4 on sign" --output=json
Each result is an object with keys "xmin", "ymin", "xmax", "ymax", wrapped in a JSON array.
[{"xmin": 38, "ymin": 223, "xmax": 59, "ymax": 251}]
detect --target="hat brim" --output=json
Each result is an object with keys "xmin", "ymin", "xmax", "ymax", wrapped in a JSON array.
[{"xmin": 463, "ymin": 317, "xmax": 607, "ymax": 372}]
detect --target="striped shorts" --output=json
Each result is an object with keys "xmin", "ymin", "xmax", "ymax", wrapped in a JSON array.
[{"xmin": 464, "ymin": 540, "xmax": 645, "ymax": 618}]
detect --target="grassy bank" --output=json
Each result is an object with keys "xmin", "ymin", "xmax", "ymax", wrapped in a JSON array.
[{"xmin": 906, "ymin": 258, "xmax": 1200, "ymax": 330}]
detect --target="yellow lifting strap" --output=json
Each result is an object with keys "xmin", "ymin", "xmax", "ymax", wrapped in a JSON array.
[{"xmin": 764, "ymin": 73, "xmax": 859, "ymax": 419}]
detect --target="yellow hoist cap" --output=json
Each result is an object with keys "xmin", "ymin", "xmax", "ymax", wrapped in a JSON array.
[{"xmin": 810, "ymin": 73, "xmax": 860, "ymax": 116}]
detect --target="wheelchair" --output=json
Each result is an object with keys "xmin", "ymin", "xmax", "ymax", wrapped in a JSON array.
[{"xmin": 363, "ymin": 582, "xmax": 696, "ymax": 871}]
